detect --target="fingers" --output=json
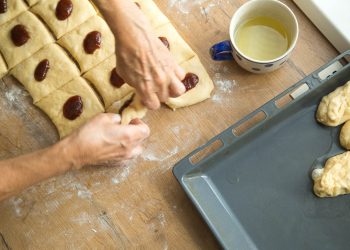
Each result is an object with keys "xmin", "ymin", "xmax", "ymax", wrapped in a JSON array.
[
  {"xmin": 138, "ymin": 87, "xmax": 160, "ymax": 110},
  {"xmin": 169, "ymin": 74, "xmax": 186, "ymax": 98}
]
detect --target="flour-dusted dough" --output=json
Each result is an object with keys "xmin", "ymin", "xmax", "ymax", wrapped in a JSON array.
[
  {"xmin": 166, "ymin": 56, "xmax": 214, "ymax": 110},
  {"xmin": 0, "ymin": 11, "xmax": 54, "ymax": 69},
  {"xmin": 340, "ymin": 120, "xmax": 350, "ymax": 149},
  {"xmin": 312, "ymin": 151, "xmax": 350, "ymax": 197},
  {"xmin": 135, "ymin": 0, "xmax": 169, "ymax": 29},
  {"xmin": 32, "ymin": 0, "xmax": 96, "ymax": 39},
  {"xmin": 11, "ymin": 44, "xmax": 80, "ymax": 103},
  {"xmin": 83, "ymin": 55, "xmax": 134, "ymax": 108},
  {"xmin": 316, "ymin": 81, "xmax": 350, "ymax": 126},
  {"xmin": 121, "ymin": 94, "xmax": 147, "ymax": 125},
  {"xmin": 155, "ymin": 23, "xmax": 195, "ymax": 64},
  {"xmin": 36, "ymin": 77, "xmax": 104, "ymax": 138},
  {"xmin": 58, "ymin": 15, "xmax": 115, "ymax": 73},
  {"xmin": 25, "ymin": 0, "xmax": 40, "ymax": 6},
  {"xmin": 0, "ymin": 53, "xmax": 7, "ymax": 79},
  {"xmin": 107, "ymin": 92, "xmax": 134, "ymax": 114},
  {"xmin": 0, "ymin": 0, "xmax": 27, "ymax": 26}
]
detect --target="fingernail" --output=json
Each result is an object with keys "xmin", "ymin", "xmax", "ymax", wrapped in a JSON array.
[{"xmin": 112, "ymin": 114, "xmax": 121, "ymax": 123}]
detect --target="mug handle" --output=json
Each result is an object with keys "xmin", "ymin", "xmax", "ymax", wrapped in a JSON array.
[{"xmin": 210, "ymin": 40, "xmax": 234, "ymax": 61}]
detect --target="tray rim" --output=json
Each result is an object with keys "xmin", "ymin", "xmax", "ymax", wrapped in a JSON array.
[{"xmin": 173, "ymin": 50, "xmax": 350, "ymax": 249}]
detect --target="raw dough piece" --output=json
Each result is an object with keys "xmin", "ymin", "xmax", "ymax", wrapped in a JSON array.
[
  {"xmin": 0, "ymin": 0, "xmax": 27, "ymax": 26},
  {"xmin": 120, "ymin": 94, "xmax": 147, "ymax": 125},
  {"xmin": 166, "ymin": 56, "xmax": 214, "ymax": 110},
  {"xmin": 0, "ymin": 11, "xmax": 54, "ymax": 68},
  {"xmin": 11, "ymin": 44, "xmax": 80, "ymax": 103},
  {"xmin": 35, "ymin": 77, "xmax": 104, "ymax": 138},
  {"xmin": 107, "ymin": 92, "xmax": 134, "ymax": 114},
  {"xmin": 25, "ymin": 0, "xmax": 40, "ymax": 6},
  {"xmin": 31, "ymin": 0, "xmax": 96, "ymax": 38},
  {"xmin": 83, "ymin": 55, "xmax": 134, "ymax": 108},
  {"xmin": 58, "ymin": 15, "xmax": 115, "ymax": 73},
  {"xmin": 312, "ymin": 151, "xmax": 350, "ymax": 197},
  {"xmin": 135, "ymin": 0, "xmax": 169, "ymax": 29},
  {"xmin": 155, "ymin": 23, "xmax": 195, "ymax": 64},
  {"xmin": 316, "ymin": 81, "xmax": 350, "ymax": 126},
  {"xmin": 0, "ymin": 53, "xmax": 7, "ymax": 79},
  {"xmin": 340, "ymin": 120, "xmax": 350, "ymax": 149}
]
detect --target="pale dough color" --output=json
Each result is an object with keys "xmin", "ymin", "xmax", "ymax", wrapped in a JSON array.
[
  {"xmin": 58, "ymin": 15, "xmax": 115, "ymax": 73},
  {"xmin": 83, "ymin": 55, "xmax": 134, "ymax": 108},
  {"xmin": 0, "ymin": 11, "xmax": 54, "ymax": 69},
  {"xmin": 316, "ymin": 81, "xmax": 350, "ymax": 126},
  {"xmin": 31, "ymin": 0, "xmax": 96, "ymax": 39},
  {"xmin": 0, "ymin": 0, "xmax": 27, "ymax": 26},
  {"xmin": 121, "ymin": 94, "xmax": 147, "ymax": 125},
  {"xmin": 35, "ymin": 77, "xmax": 104, "ymax": 138},
  {"xmin": 0, "ymin": 53, "xmax": 7, "ymax": 79},
  {"xmin": 135, "ymin": 0, "xmax": 170, "ymax": 29},
  {"xmin": 166, "ymin": 56, "xmax": 214, "ymax": 110},
  {"xmin": 11, "ymin": 44, "xmax": 80, "ymax": 103},
  {"xmin": 312, "ymin": 151, "xmax": 350, "ymax": 198},
  {"xmin": 25, "ymin": 0, "xmax": 40, "ymax": 6},
  {"xmin": 107, "ymin": 92, "xmax": 134, "ymax": 114},
  {"xmin": 340, "ymin": 120, "xmax": 350, "ymax": 149},
  {"xmin": 155, "ymin": 23, "xmax": 196, "ymax": 64}
]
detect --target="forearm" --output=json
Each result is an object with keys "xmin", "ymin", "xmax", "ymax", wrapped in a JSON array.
[
  {"xmin": 92, "ymin": 0, "xmax": 150, "ymax": 42},
  {"xmin": 0, "ymin": 138, "xmax": 78, "ymax": 201}
]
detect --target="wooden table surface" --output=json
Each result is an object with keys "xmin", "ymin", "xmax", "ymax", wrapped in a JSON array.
[{"xmin": 0, "ymin": 0, "xmax": 339, "ymax": 249}]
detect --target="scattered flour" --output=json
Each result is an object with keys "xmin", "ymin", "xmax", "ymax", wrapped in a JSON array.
[
  {"xmin": 3, "ymin": 83, "xmax": 29, "ymax": 104},
  {"xmin": 111, "ymin": 165, "xmax": 131, "ymax": 184},
  {"xmin": 168, "ymin": 0, "xmax": 210, "ymax": 14}
]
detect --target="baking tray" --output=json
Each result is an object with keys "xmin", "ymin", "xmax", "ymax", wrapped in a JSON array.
[{"xmin": 173, "ymin": 50, "xmax": 350, "ymax": 250}]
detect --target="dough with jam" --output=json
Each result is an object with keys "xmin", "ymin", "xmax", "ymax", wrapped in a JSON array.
[
  {"xmin": 83, "ymin": 55, "xmax": 134, "ymax": 108},
  {"xmin": 0, "ymin": 53, "xmax": 7, "ymax": 79},
  {"xmin": 11, "ymin": 44, "xmax": 80, "ymax": 103},
  {"xmin": 135, "ymin": 0, "xmax": 169, "ymax": 29},
  {"xmin": 58, "ymin": 15, "xmax": 115, "ymax": 73},
  {"xmin": 312, "ymin": 151, "xmax": 350, "ymax": 198},
  {"xmin": 0, "ymin": 11, "xmax": 54, "ymax": 69},
  {"xmin": 155, "ymin": 23, "xmax": 195, "ymax": 64},
  {"xmin": 35, "ymin": 77, "xmax": 104, "ymax": 138},
  {"xmin": 31, "ymin": 0, "xmax": 96, "ymax": 39},
  {"xmin": 120, "ymin": 94, "xmax": 147, "ymax": 125},
  {"xmin": 316, "ymin": 81, "xmax": 350, "ymax": 126},
  {"xmin": 0, "ymin": 0, "xmax": 27, "ymax": 26},
  {"xmin": 166, "ymin": 56, "xmax": 214, "ymax": 110}
]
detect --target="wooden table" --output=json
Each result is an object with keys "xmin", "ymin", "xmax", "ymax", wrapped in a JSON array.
[{"xmin": 0, "ymin": 0, "xmax": 339, "ymax": 249}]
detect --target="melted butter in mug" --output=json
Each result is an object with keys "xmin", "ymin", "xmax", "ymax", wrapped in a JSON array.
[{"xmin": 234, "ymin": 16, "xmax": 290, "ymax": 61}]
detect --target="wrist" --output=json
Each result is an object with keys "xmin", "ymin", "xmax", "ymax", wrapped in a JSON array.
[{"xmin": 54, "ymin": 136, "xmax": 83, "ymax": 172}]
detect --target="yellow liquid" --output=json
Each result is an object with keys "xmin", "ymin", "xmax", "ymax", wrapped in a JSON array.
[{"xmin": 234, "ymin": 16, "xmax": 290, "ymax": 61}]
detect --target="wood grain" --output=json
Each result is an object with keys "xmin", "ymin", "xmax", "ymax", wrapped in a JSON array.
[{"xmin": 0, "ymin": 0, "xmax": 339, "ymax": 249}]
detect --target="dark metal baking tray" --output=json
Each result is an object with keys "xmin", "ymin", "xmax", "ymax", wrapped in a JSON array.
[{"xmin": 173, "ymin": 51, "xmax": 350, "ymax": 250}]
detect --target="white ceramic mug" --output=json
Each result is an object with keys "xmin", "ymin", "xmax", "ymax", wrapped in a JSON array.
[{"xmin": 210, "ymin": 0, "xmax": 299, "ymax": 73}]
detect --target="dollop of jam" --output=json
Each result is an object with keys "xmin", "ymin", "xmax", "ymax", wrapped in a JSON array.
[
  {"xmin": 135, "ymin": 2, "xmax": 141, "ymax": 8},
  {"xmin": 182, "ymin": 73, "xmax": 199, "ymax": 91},
  {"xmin": 56, "ymin": 0, "xmax": 73, "ymax": 21},
  {"xmin": 0, "ymin": 0, "xmax": 7, "ymax": 14},
  {"xmin": 63, "ymin": 95, "xmax": 83, "ymax": 120},
  {"xmin": 34, "ymin": 59, "xmax": 50, "ymax": 82},
  {"xmin": 83, "ymin": 31, "xmax": 102, "ymax": 54},
  {"xmin": 110, "ymin": 68, "xmax": 125, "ymax": 88},
  {"xmin": 119, "ymin": 94, "xmax": 135, "ymax": 115},
  {"xmin": 11, "ymin": 24, "xmax": 30, "ymax": 47},
  {"xmin": 159, "ymin": 37, "xmax": 170, "ymax": 50}
]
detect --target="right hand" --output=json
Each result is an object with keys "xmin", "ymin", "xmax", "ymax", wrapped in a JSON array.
[{"xmin": 66, "ymin": 113, "xmax": 150, "ymax": 168}]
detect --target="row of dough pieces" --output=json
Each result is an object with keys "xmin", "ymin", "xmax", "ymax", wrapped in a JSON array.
[
  {"xmin": 0, "ymin": 0, "xmax": 214, "ymax": 138},
  {"xmin": 313, "ymin": 81, "xmax": 350, "ymax": 197}
]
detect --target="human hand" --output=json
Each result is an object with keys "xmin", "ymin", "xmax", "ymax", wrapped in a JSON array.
[
  {"xmin": 105, "ymin": 1, "xmax": 186, "ymax": 110},
  {"xmin": 66, "ymin": 113, "xmax": 150, "ymax": 168}
]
